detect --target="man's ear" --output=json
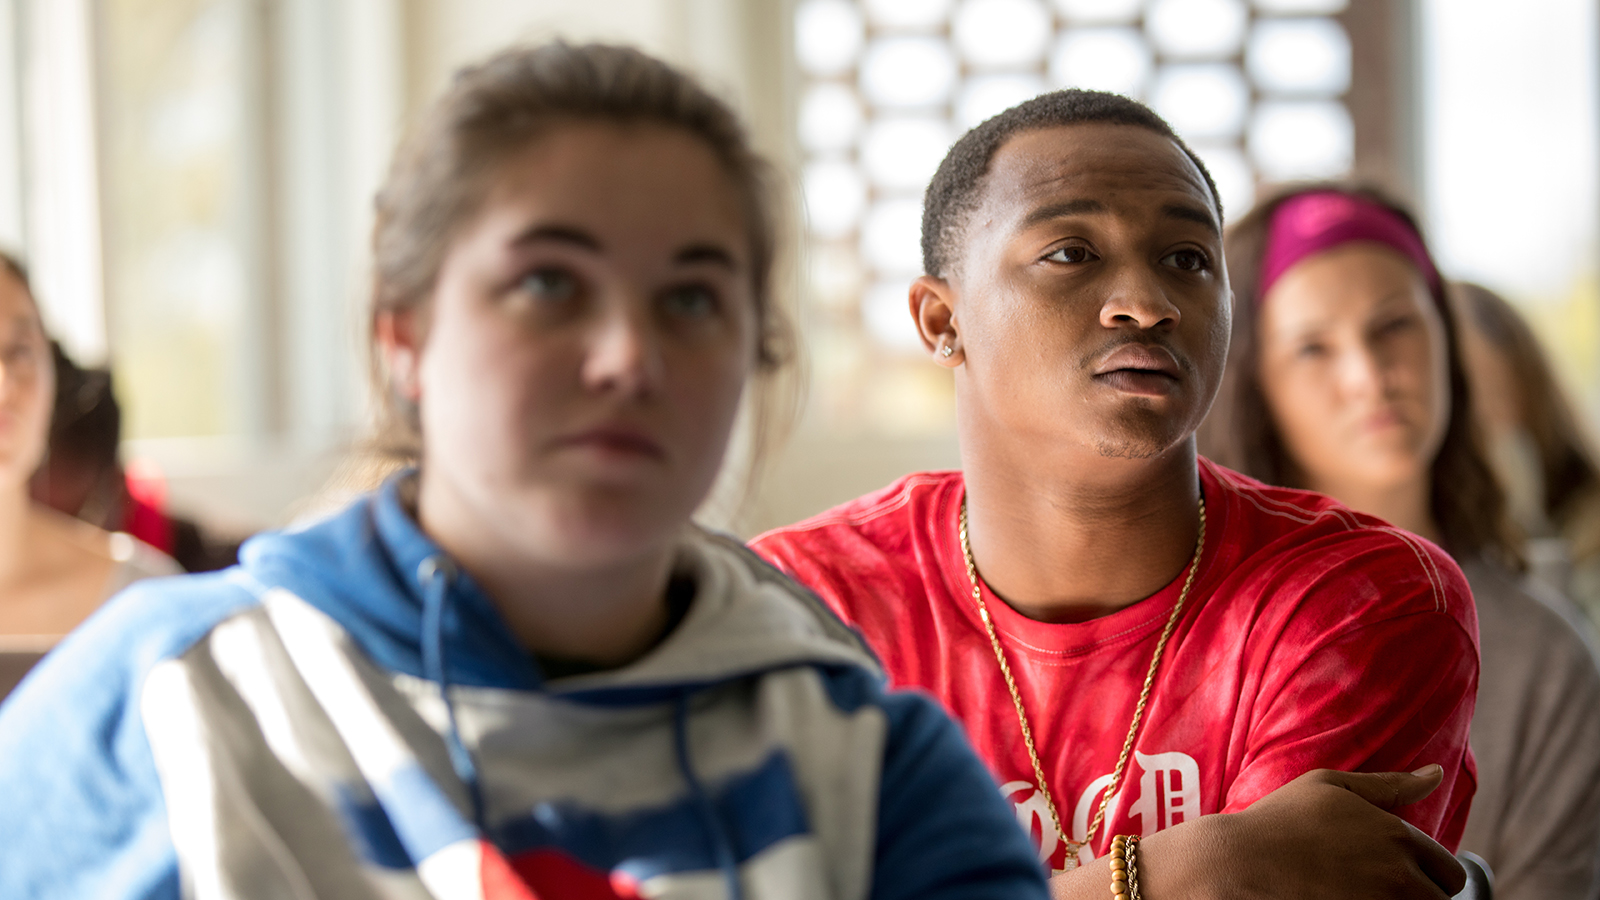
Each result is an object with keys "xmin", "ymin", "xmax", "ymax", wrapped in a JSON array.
[
  {"xmin": 910, "ymin": 274, "xmax": 963, "ymax": 368},
  {"xmin": 374, "ymin": 306, "xmax": 425, "ymax": 403}
]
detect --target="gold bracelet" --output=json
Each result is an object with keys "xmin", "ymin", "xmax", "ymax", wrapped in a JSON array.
[
  {"xmin": 1109, "ymin": 835, "xmax": 1141, "ymax": 900},
  {"xmin": 1127, "ymin": 835, "xmax": 1141, "ymax": 900}
]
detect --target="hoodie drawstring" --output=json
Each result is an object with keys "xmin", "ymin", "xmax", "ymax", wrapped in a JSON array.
[
  {"xmin": 418, "ymin": 555, "xmax": 740, "ymax": 898},
  {"xmin": 673, "ymin": 693, "xmax": 745, "ymax": 900},
  {"xmin": 419, "ymin": 556, "xmax": 488, "ymax": 831}
]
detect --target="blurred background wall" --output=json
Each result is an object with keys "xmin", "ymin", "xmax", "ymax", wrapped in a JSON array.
[{"xmin": 0, "ymin": 0, "xmax": 1592, "ymax": 539}]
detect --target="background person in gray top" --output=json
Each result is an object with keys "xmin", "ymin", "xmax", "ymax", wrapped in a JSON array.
[{"xmin": 1452, "ymin": 279, "xmax": 1600, "ymax": 636}]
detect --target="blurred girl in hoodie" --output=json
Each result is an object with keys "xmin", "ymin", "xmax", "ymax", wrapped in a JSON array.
[{"xmin": 0, "ymin": 43, "xmax": 1045, "ymax": 900}]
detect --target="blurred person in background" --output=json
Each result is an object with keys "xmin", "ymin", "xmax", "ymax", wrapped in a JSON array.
[
  {"xmin": 0, "ymin": 254, "xmax": 179, "ymax": 699},
  {"xmin": 756, "ymin": 90, "xmax": 1475, "ymax": 900},
  {"xmin": 1452, "ymin": 279, "xmax": 1600, "ymax": 632},
  {"xmin": 1199, "ymin": 184, "xmax": 1600, "ymax": 900},
  {"xmin": 0, "ymin": 43, "xmax": 1052, "ymax": 900},
  {"xmin": 31, "ymin": 341, "xmax": 242, "ymax": 573}
]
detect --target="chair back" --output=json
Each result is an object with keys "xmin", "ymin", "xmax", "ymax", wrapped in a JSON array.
[{"xmin": 1454, "ymin": 851, "xmax": 1494, "ymax": 900}]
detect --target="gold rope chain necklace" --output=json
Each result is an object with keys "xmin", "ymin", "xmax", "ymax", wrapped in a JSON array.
[{"xmin": 958, "ymin": 494, "xmax": 1206, "ymax": 871}]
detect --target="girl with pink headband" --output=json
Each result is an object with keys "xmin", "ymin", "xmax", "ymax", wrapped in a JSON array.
[{"xmin": 1201, "ymin": 184, "xmax": 1600, "ymax": 900}]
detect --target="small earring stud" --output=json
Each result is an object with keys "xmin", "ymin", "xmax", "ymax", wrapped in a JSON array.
[{"xmin": 941, "ymin": 344, "xmax": 955, "ymax": 357}]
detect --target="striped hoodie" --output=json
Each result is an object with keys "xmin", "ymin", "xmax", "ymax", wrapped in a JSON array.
[{"xmin": 0, "ymin": 476, "xmax": 1046, "ymax": 900}]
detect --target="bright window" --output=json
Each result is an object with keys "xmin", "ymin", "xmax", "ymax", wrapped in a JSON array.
[
  {"xmin": 99, "ymin": 0, "xmax": 266, "ymax": 440},
  {"xmin": 1420, "ymin": 0, "xmax": 1600, "ymax": 414}
]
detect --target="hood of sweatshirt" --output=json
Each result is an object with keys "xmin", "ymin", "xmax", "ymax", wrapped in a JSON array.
[{"xmin": 238, "ymin": 474, "xmax": 880, "ymax": 704}]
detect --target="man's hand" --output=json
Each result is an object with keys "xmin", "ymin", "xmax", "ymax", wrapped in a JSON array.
[{"xmin": 1049, "ymin": 767, "xmax": 1467, "ymax": 900}]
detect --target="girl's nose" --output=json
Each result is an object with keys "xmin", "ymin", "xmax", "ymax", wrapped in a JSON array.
[
  {"xmin": 580, "ymin": 302, "xmax": 664, "ymax": 398},
  {"xmin": 1336, "ymin": 342, "xmax": 1387, "ymax": 401}
]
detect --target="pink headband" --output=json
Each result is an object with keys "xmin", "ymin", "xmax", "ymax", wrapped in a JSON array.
[{"xmin": 1259, "ymin": 191, "xmax": 1441, "ymax": 303}]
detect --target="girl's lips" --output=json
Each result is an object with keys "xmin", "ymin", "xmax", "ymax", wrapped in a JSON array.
[
  {"xmin": 1359, "ymin": 407, "xmax": 1408, "ymax": 433},
  {"xmin": 551, "ymin": 426, "xmax": 667, "ymax": 460}
]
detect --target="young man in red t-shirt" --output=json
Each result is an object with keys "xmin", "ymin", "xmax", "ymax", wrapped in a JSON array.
[{"xmin": 752, "ymin": 91, "xmax": 1477, "ymax": 898}]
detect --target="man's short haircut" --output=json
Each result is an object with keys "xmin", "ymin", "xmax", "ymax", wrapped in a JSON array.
[{"xmin": 921, "ymin": 89, "xmax": 1222, "ymax": 277}]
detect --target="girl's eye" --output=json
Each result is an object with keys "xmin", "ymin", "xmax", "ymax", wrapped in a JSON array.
[
  {"xmin": 660, "ymin": 285, "xmax": 718, "ymax": 320},
  {"xmin": 1374, "ymin": 316, "xmax": 1415, "ymax": 338},
  {"xmin": 1, "ymin": 342, "xmax": 36, "ymax": 366},
  {"xmin": 1296, "ymin": 342, "xmax": 1328, "ymax": 360},
  {"xmin": 1044, "ymin": 245, "xmax": 1095, "ymax": 264},
  {"xmin": 1160, "ymin": 249, "xmax": 1209, "ymax": 271},
  {"xmin": 519, "ymin": 268, "xmax": 578, "ymax": 303}
]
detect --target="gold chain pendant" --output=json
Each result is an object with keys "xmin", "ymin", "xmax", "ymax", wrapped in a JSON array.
[
  {"xmin": 959, "ymin": 494, "xmax": 1206, "ymax": 869},
  {"xmin": 1060, "ymin": 839, "xmax": 1083, "ymax": 872}
]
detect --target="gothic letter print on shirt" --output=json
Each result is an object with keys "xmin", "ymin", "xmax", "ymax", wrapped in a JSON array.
[{"xmin": 1004, "ymin": 750, "xmax": 1203, "ymax": 872}]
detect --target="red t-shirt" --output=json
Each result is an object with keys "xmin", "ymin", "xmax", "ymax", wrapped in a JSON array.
[{"xmin": 751, "ymin": 460, "xmax": 1477, "ymax": 869}]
